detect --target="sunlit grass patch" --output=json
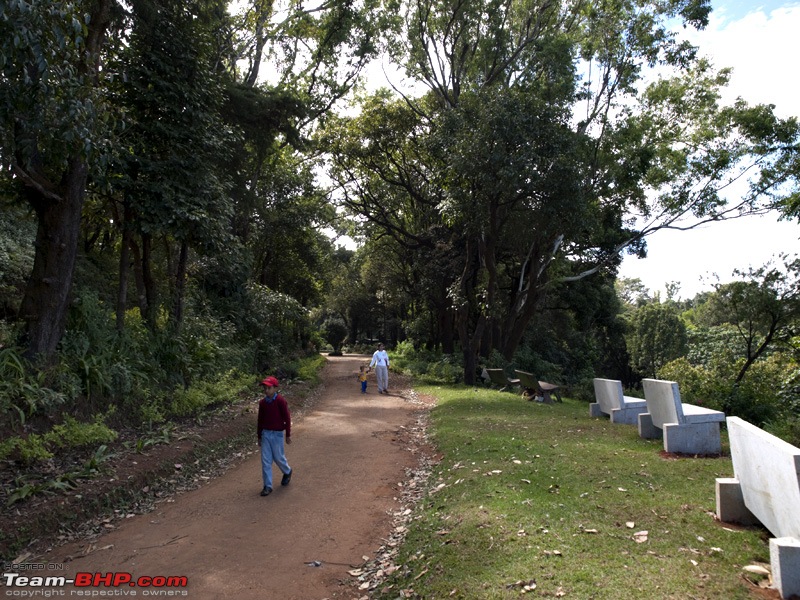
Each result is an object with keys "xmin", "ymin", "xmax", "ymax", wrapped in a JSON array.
[{"xmin": 377, "ymin": 384, "xmax": 769, "ymax": 599}]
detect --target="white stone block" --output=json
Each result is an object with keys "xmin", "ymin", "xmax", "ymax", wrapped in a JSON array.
[
  {"xmin": 592, "ymin": 378, "xmax": 647, "ymax": 425},
  {"xmin": 640, "ymin": 379, "xmax": 724, "ymax": 455},
  {"xmin": 770, "ymin": 537, "xmax": 800, "ymax": 600},
  {"xmin": 728, "ymin": 417, "xmax": 800, "ymax": 540},
  {"xmin": 715, "ymin": 477, "xmax": 758, "ymax": 525}
]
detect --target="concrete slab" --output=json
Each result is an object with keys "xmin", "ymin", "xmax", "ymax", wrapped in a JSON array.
[
  {"xmin": 591, "ymin": 378, "xmax": 647, "ymax": 425},
  {"xmin": 727, "ymin": 417, "xmax": 800, "ymax": 540},
  {"xmin": 640, "ymin": 379, "xmax": 724, "ymax": 454}
]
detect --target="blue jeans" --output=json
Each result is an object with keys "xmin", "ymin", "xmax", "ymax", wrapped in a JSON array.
[{"xmin": 260, "ymin": 430, "xmax": 291, "ymax": 489}]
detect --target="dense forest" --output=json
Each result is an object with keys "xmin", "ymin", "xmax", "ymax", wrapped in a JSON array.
[{"xmin": 1, "ymin": 0, "xmax": 799, "ymax": 475}]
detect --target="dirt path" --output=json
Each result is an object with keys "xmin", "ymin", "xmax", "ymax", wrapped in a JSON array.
[{"xmin": 47, "ymin": 355, "xmax": 432, "ymax": 600}]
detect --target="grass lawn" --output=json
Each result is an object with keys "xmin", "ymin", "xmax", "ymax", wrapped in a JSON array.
[{"xmin": 377, "ymin": 384, "xmax": 773, "ymax": 599}]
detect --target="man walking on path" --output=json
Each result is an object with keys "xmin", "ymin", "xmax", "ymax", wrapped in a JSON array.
[
  {"xmin": 257, "ymin": 376, "xmax": 292, "ymax": 496},
  {"xmin": 49, "ymin": 355, "xmax": 430, "ymax": 600},
  {"xmin": 370, "ymin": 343, "xmax": 390, "ymax": 394}
]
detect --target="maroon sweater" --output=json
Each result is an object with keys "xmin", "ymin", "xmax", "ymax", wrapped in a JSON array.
[{"xmin": 257, "ymin": 393, "xmax": 292, "ymax": 441}]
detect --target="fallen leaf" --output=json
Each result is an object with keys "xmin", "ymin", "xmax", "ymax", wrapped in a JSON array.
[{"xmin": 743, "ymin": 565, "xmax": 771, "ymax": 576}]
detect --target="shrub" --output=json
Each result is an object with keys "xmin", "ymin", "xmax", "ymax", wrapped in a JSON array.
[
  {"xmin": 169, "ymin": 369, "xmax": 252, "ymax": 417},
  {"xmin": 321, "ymin": 317, "xmax": 348, "ymax": 355},
  {"xmin": 0, "ymin": 346, "xmax": 67, "ymax": 427},
  {"xmin": 48, "ymin": 415, "xmax": 118, "ymax": 449},
  {"xmin": 0, "ymin": 414, "xmax": 117, "ymax": 464}
]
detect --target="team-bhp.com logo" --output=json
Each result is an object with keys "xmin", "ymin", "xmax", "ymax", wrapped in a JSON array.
[{"xmin": 3, "ymin": 572, "xmax": 189, "ymax": 597}]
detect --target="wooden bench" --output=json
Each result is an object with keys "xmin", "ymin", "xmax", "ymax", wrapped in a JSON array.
[
  {"xmin": 639, "ymin": 378, "xmax": 725, "ymax": 455},
  {"xmin": 514, "ymin": 370, "xmax": 562, "ymax": 404},
  {"xmin": 716, "ymin": 417, "xmax": 800, "ymax": 599},
  {"xmin": 485, "ymin": 368, "xmax": 520, "ymax": 392},
  {"xmin": 590, "ymin": 378, "xmax": 647, "ymax": 425}
]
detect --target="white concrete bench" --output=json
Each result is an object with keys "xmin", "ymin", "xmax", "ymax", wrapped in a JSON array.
[
  {"xmin": 590, "ymin": 378, "xmax": 647, "ymax": 425},
  {"xmin": 716, "ymin": 417, "xmax": 800, "ymax": 600},
  {"xmin": 638, "ymin": 378, "xmax": 725, "ymax": 455}
]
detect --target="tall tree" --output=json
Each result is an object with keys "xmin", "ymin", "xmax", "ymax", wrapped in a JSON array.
[
  {"xmin": 0, "ymin": 0, "xmax": 119, "ymax": 363},
  {"xmin": 110, "ymin": 0, "xmax": 233, "ymax": 332},
  {"xmin": 694, "ymin": 256, "xmax": 800, "ymax": 383},
  {"xmin": 329, "ymin": 0, "xmax": 800, "ymax": 383}
]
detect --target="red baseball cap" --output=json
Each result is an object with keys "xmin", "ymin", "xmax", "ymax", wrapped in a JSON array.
[{"xmin": 260, "ymin": 376, "xmax": 280, "ymax": 388}]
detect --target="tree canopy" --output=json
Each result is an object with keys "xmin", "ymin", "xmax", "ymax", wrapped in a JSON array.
[{"xmin": 0, "ymin": 0, "xmax": 798, "ymax": 441}]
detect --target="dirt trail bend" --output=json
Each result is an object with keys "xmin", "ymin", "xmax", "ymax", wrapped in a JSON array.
[{"xmin": 50, "ymin": 354, "xmax": 430, "ymax": 600}]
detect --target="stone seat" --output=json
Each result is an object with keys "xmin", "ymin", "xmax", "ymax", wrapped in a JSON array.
[
  {"xmin": 590, "ymin": 378, "xmax": 647, "ymax": 425},
  {"xmin": 638, "ymin": 378, "xmax": 725, "ymax": 455},
  {"xmin": 716, "ymin": 417, "xmax": 800, "ymax": 600}
]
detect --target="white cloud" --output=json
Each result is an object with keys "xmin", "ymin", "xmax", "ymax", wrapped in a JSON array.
[{"xmin": 618, "ymin": 2, "xmax": 800, "ymax": 299}]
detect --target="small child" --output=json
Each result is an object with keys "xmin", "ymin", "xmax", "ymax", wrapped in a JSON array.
[{"xmin": 357, "ymin": 365, "xmax": 370, "ymax": 394}]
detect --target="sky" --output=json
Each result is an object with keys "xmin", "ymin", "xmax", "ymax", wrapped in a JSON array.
[{"xmin": 616, "ymin": 0, "xmax": 800, "ymax": 299}]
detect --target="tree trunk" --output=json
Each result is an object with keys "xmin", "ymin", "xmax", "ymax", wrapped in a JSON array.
[
  {"xmin": 141, "ymin": 233, "xmax": 157, "ymax": 330},
  {"xmin": 15, "ymin": 0, "xmax": 115, "ymax": 364},
  {"xmin": 19, "ymin": 159, "xmax": 88, "ymax": 364},
  {"xmin": 116, "ymin": 204, "xmax": 134, "ymax": 332},
  {"xmin": 171, "ymin": 240, "xmax": 189, "ymax": 333}
]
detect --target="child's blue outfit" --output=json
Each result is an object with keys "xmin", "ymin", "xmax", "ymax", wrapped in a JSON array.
[{"xmin": 358, "ymin": 370, "xmax": 368, "ymax": 393}]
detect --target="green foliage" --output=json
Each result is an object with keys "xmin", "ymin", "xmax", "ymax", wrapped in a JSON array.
[
  {"xmin": 48, "ymin": 414, "xmax": 118, "ymax": 449},
  {"xmin": 390, "ymin": 341, "xmax": 464, "ymax": 384},
  {"xmin": 296, "ymin": 353, "xmax": 327, "ymax": 385},
  {"xmin": 0, "ymin": 0, "xmax": 109, "ymax": 171},
  {"xmin": 321, "ymin": 316, "xmax": 348, "ymax": 355},
  {"xmin": 626, "ymin": 302, "xmax": 688, "ymax": 378},
  {"xmin": 0, "ymin": 346, "xmax": 67, "ymax": 427},
  {"xmin": 0, "ymin": 414, "xmax": 117, "ymax": 465},
  {"xmin": 658, "ymin": 355, "xmax": 787, "ymax": 427},
  {"xmin": 0, "ymin": 435, "xmax": 53, "ymax": 464},
  {"xmin": 0, "ymin": 204, "xmax": 35, "ymax": 316},
  {"xmin": 5, "ymin": 444, "xmax": 115, "ymax": 506},
  {"xmin": 169, "ymin": 369, "xmax": 252, "ymax": 418}
]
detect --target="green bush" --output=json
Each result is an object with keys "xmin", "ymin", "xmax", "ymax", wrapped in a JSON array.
[
  {"xmin": 659, "ymin": 355, "xmax": 787, "ymax": 429},
  {"xmin": 296, "ymin": 354, "xmax": 327, "ymax": 385},
  {"xmin": 0, "ymin": 346, "xmax": 67, "ymax": 427},
  {"xmin": 321, "ymin": 316, "xmax": 348, "ymax": 355},
  {"xmin": 169, "ymin": 369, "xmax": 252, "ymax": 417},
  {"xmin": 764, "ymin": 415, "xmax": 800, "ymax": 448},
  {"xmin": 48, "ymin": 415, "xmax": 118, "ymax": 449},
  {"xmin": 0, "ymin": 414, "xmax": 118, "ymax": 465},
  {"xmin": 0, "ymin": 435, "xmax": 53, "ymax": 463}
]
